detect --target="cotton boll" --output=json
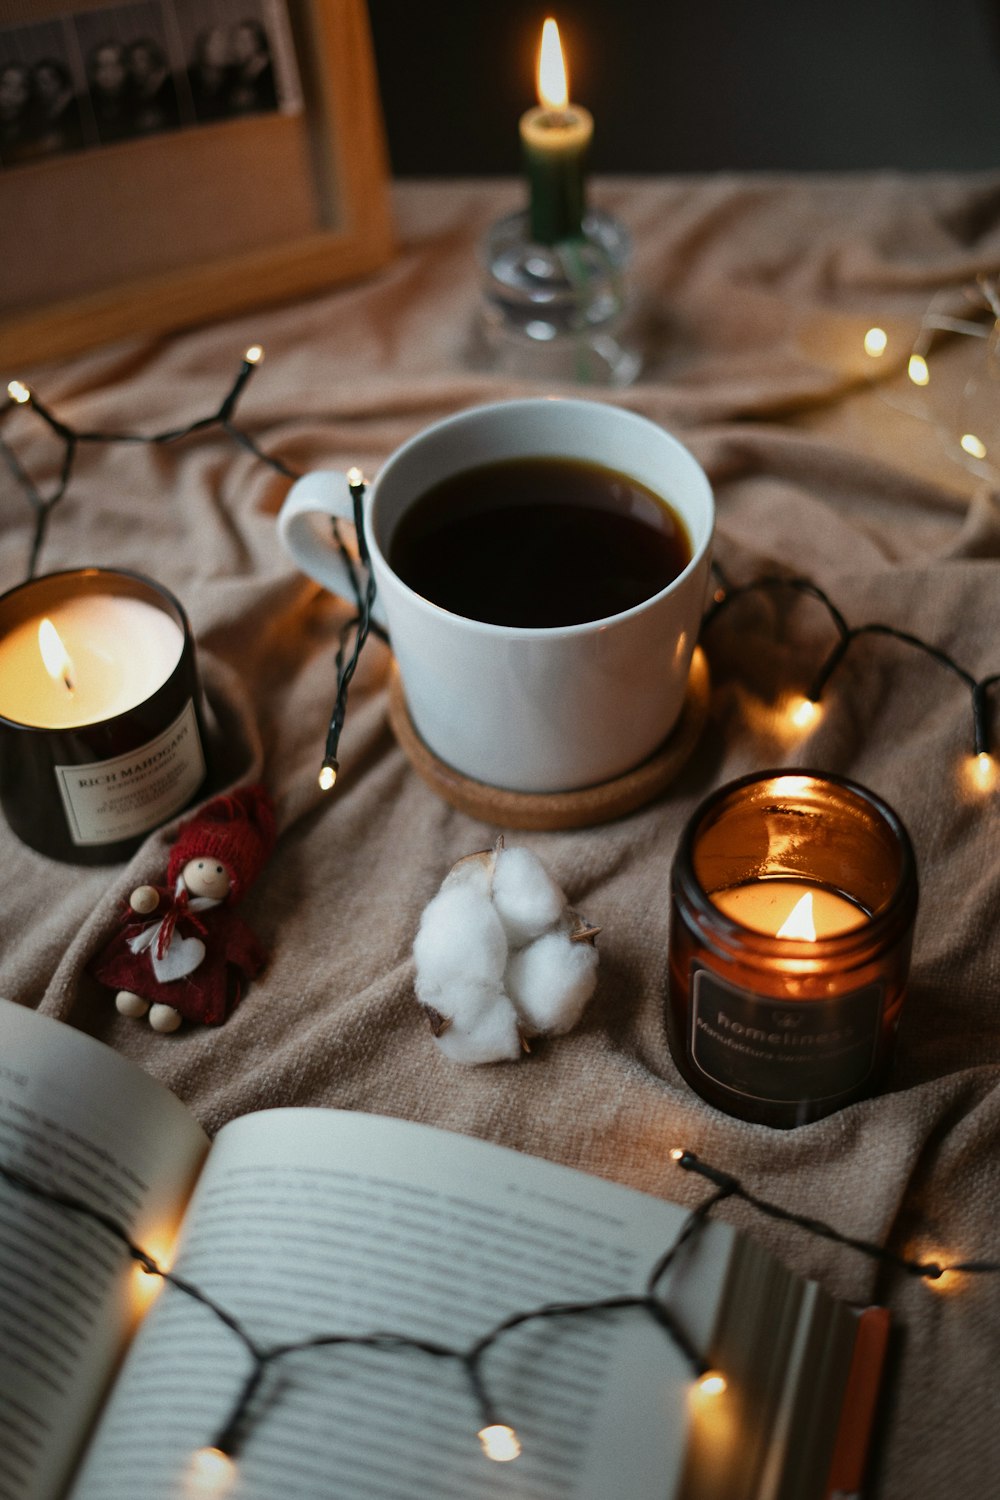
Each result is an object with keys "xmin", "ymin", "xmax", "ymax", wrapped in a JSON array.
[
  {"xmin": 413, "ymin": 882, "xmax": 508, "ymax": 993},
  {"xmin": 414, "ymin": 839, "xmax": 600, "ymax": 1065},
  {"xmin": 432, "ymin": 984, "xmax": 522, "ymax": 1065},
  {"xmin": 506, "ymin": 929, "xmax": 599, "ymax": 1036},
  {"xmin": 492, "ymin": 846, "xmax": 566, "ymax": 947}
]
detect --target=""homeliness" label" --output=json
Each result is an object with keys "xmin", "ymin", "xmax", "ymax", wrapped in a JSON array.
[
  {"xmin": 690, "ymin": 964, "xmax": 884, "ymax": 1105},
  {"xmin": 54, "ymin": 700, "xmax": 206, "ymax": 847}
]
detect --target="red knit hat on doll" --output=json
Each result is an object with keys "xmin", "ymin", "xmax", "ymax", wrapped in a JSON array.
[
  {"xmin": 168, "ymin": 784, "xmax": 275, "ymax": 901},
  {"xmin": 90, "ymin": 785, "xmax": 276, "ymax": 1034}
]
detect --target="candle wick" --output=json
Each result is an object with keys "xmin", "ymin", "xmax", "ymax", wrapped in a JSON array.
[{"xmin": 62, "ymin": 668, "xmax": 75, "ymax": 695}]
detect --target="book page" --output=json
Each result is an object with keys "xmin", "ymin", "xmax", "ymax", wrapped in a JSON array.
[
  {"xmin": 69, "ymin": 1108, "xmax": 739, "ymax": 1500},
  {"xmin": 0, "ymin": 999, "xmax": 210, "ymax": 1500}
]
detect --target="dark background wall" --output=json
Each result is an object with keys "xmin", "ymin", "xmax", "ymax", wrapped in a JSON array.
[{"xmin": 366, "ymin": 0, "xmax": 1000, "ymax": 175}]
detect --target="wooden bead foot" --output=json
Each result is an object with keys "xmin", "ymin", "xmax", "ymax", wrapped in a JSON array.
[
  {"xmin": 148, "ymin": 1003, "xmax": 182, "ymax": 1033},
  {"xmin": 116, "ymin": 990, "xmax": 150, "ymax": 1018}
]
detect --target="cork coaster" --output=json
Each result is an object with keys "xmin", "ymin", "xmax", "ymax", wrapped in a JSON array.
[{"xmin": 387, "ymin": 647, "xmax": 710, "ymax": 830}]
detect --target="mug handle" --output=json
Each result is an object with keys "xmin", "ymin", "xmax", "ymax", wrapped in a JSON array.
[{"xmin": 277, "ymin": 470, "xmax": 388, "ymax": 631}]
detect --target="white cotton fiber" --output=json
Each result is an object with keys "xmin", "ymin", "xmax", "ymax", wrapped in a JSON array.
[
  {"xmin": 413, "ymin": 883, "xmax": 507, "ymax": 994},
  {"xmin": 506, "ymin": 930, "xmax": 599, "ymax": 1036},
  {"xmin": 492, "ymin": 846, "xmax": 566, "ymax": 946},
  {"xmin": 413, "ymin": 840, "xmax": 600, "ymax": 1066},
  {"xmin": 432, "ymin": 983, "xmax": 522, "ymax": 1065}
]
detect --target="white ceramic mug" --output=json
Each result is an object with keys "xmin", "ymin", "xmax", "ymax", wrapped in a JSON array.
[{"xmin": 277, "ymin": 398, "xmax": 714, "ymax": 793}]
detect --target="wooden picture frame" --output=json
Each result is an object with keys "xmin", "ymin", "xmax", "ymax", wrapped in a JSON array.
[{"xmin": 0, "ymin": 0, "xmax": 394, "ymax": 367}]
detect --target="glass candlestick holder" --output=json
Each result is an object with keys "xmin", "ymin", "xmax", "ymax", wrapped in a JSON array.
[
  {"xmin": 667, "ymin": 771, "xmax": 919, "ymax": 1128},
  {"xmin": 477, "ymin": 208, "xmax": 642, "ymax": 387}
]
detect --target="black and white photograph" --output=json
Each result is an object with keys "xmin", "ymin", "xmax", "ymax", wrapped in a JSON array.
[
  {"xmin": 0, "ymin": 18, "xmax": 85, "ymax": 168},
  {"xmin": 173, "ymin": 0, "xmax": 299, "ymax": 124},
  {"xmin": 0, "ymin": 0, "xmax": 300, "ymax": 168},
  {"xmin": 0, "ymin": 0, "xmax": 388, "ymax": 361},
  {"xmin": 73, "ymin": 1, "xmax": 183, "ymax": 145}
]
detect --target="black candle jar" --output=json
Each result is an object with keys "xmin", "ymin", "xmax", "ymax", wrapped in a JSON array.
[
  {"xmin": 667, "ymin": 771, "xmax": 919, "ymax": 1128},
  {"xmin": 0, "ymin": 569, "xmax": 208, "ymax": 864}
]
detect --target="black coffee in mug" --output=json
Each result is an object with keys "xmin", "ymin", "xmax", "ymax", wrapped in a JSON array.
[{"xmin": 388, "ymin": 456, "xmax": 692, "ymax": 628}]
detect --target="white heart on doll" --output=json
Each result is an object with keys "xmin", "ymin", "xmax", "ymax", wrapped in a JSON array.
[{"xmin": 151, "ymin": 934, "xmax": 205, "ymax": 982}]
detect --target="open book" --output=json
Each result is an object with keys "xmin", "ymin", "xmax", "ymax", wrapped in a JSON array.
[{"xmin": 0, "ymin": 997, "xmax": 886, "ymax": 1500}]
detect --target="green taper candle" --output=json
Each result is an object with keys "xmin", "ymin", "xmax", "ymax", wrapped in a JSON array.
[{"xmin": 519, "ymin": 19, "xmax": 593, "ymax": 246}]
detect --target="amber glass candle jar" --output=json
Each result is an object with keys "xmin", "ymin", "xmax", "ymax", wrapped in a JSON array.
[{"xmin": 667, "ymin": 771, "xmax": 918, "ymax": 1128}]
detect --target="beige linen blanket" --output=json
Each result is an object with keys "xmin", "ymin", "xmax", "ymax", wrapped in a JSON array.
[{"xmin": 2, "ymin": 176, "xmax": 1000, "ymax": 1497}]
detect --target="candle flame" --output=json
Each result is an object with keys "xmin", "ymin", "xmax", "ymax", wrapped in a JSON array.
[
  {"xmin": 538, "ymin": 18, "xmax": 569, "ymax": 111},
  {"xmin": 38, "ymin": 618, "xmax": 75, "ymax": 693},
  {"xmin": 776, "ymin": 891, "xmax": 816, "ymax": 941}
]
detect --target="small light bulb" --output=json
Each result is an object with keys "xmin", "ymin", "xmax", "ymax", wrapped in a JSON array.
[
  {"xmin": 670, "ymin": 1147, "xmax": 685, "ymax": 1162},
  {"xmin": 960, "ymin": 433, "xmax": 987, "ymax": 459},
  {"xmin": 921, "ymin": 1259, "xmax": 960, "ymax": 1292},
  {"xmin": 318, "ymin": 761, "xmax": 338, "ymax": 792},
  {"xmin": 478, "ymin": 1424, "xmax": 521, "ymax": 1462},
  {"xmin": 908, "ymin": 353, "xmax": 930, "ymax": 387},
  {"xmin": 7, "ymin": 379, "xmax": 30, "ymax": 403},
  {"xmin": 864, "ymin": 327, "xmax": 888, "ymax": 358},
  {"xmin": 788, "ymin": 695, "xmax": 820, "ymax": 731},
  {"xmin": 188, "ymin": 1447, "xmax": 236, "ymax": 1496},
  {"xmin": 130, "ymin": 1237, "xmax": 171, "ymax": 1310},
  {"xmin": 244, "ymin": 344, "xmax": 263, "ymax": 365},
  {"xmin": 347, "ymin": 466, "xmax": 364, "ymax": 489},
  {"xmin": 967, "ymin": 752, "xmax": 996, "ymax": 793},
  {"xmin": 697, "ymin": 1371, "xmax": 727, "ymax": 1398}
]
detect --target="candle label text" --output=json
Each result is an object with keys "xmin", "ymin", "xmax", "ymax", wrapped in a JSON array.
[
  {"xmin": 689, "ymin": 965, "xmax": 884, "ymax": 1104},
  {"xmin": 54, "ymin": 701, "xmax": 206, "ymax": 846}
]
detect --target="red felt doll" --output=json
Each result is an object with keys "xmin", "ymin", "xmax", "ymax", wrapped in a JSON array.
[{"xmin": 91, "ymin": 785, "xmax": 276, "ymax": 1033}]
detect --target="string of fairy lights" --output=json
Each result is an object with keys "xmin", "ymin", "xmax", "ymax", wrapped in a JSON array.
[
  {"xmin": 703, "ymin": 565, "xmax": 1000, "ymax": 791},
  {"xmin": 0, "ymin": 1153, "xmax": 725, "ymax": 1485},
  {"xmin": 672, "ymin": 1150, "xmax": 1000, "ymax": 1283},
  {"xmin": 1, "ymin": 277, "xmax": 998, "ymax": 792},
  {"xmin": 863, "ymin": 273, "xmax": 1000, "ymax": 485},
  {"xmin": 0, "ymin": 349, "xmax": 380, "ymax": 788},
  {"xmin": 2, "ymin": 1145, "xmax": 996, "ymax": 1490}
]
